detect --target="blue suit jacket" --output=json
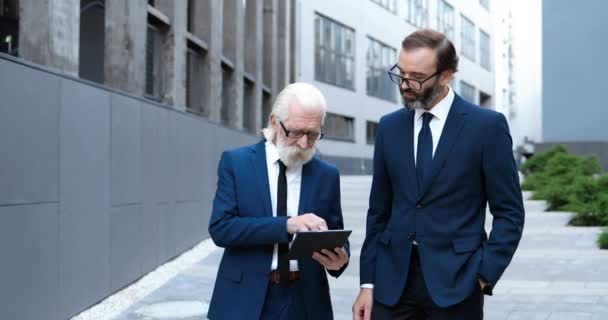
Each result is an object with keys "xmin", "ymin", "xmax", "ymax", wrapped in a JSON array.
[
  {"xmin": 207, "ymin": 140, "xmax": 349, "ymax": 319},
  {"xmin": 360, "ymin": 94, "xmax": 524, "ymax": 308}
]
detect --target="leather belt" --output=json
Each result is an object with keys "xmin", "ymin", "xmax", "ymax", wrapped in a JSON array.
[{"xmin": 269, "ymin": 270, "xmax": 300, "ymax": 283}]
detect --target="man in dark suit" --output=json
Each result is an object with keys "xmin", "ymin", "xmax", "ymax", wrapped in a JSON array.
[
  {"xmin": 207, "ymin": 83, "xmax": 350, "ymax": 320},
  {"xmin": 353, "ymin": 29, "xmax": 525, "ymax": 320}
]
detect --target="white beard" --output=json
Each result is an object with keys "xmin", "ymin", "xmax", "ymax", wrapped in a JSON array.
[{"xmin": 276, "ymin": 138, "xmax": 315, "ymax": 168}]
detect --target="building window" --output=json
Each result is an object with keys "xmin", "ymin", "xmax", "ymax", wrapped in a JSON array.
[
  {"xmin": 367, "ymin": 37, "xmax": 397, "ymax": 102},
  {"xmin": 480, "ymin": 0, "xmax": 489, "ymax": 11},
  {"xmin": 145, "ymin": 23, "xmax": 166, "ymax": 101},
  {"xmin": 366, "ymin": 121, "xmax": 378, "ymax": 145},
  {"xmin": 221, "ymin": 62, "xmax": 235, "ymax": 126},
  {"xmin": 460, "ymin": 15, "xmax": 475, "ymax": 61},
  {"xmin": 314, "ymin": 13, "xmax": 355, "ymax": 90},
  {"xmin": 480, "ymin": 30, "xmax": 491, "ymax": 70},
  {"xmin": 404, "ymin": 0, "xmax": 428, "ymax": 28},
  {"xmin": 437, "ymin": 0, "xmax": 454, "ymax": 40},
  {"xmin": 262, "ymin": 89, "xmax": 272, "ymax": 127},
  {"xmin": 324, "ymin": 113, "xmax": 355, "ymax": 142},
  {"xmin": 459, "ymin": 80, "xmax": 476, "ymax": 103},
  {"xmin": 243, "ymin": 77, "xmax": 256, "ymax": 133},
  {"xmin": 479, "ymin": 90, "xmax": 491, "ymax": 108},
  {"xmin": 79, "ymin": 0, "xmax": 105, "ymax": 84},
  {"xmin": 370, "ymin": 0, "xmax": 397, "ymax": 13},
  {"xmin": 186, "ymin": 45, "xmax": 206, "ymax": 115},
  {"xmin": 0, "ymin": 0, "xmax": 19, "ymax": 56}
]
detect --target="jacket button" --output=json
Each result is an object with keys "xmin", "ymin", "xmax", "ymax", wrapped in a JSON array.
[
  {"xmin": 416, "ymin": 203, "xmax": 423, "ymax": 208},
  {"xmin": 408, "ymin": 232, "xmax": 416, "ymax": 240}
]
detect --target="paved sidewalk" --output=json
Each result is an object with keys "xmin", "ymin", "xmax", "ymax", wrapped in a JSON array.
[{"xmin": 108, "ymin": 176, "xmax": 608, "ymax": 320}]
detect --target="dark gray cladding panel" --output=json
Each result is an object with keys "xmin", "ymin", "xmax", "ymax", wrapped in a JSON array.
[
  {"xmin": 110, "ymin": 204, "xmax": 144, "ymax": 292},
  {"xmin": 0, "ymin": 58, "xmax": 60, "ymax": 205},
  {"xmin": 111, "ymin": 94, "xmax": 142, "ymax": 206},
  {"xmin": 0, "ymin": 203, "xmax": 60, "ymax": 320},
  {"xmin": 141, "ymin": 105, "xmax": 173, "ymax": 203},
  {"xmin": 59, "ymin": 77, "xmax": 111, "ymax": 318}
]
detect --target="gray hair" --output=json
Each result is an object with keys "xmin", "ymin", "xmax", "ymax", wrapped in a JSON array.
[{"xmin": 262, "ymin": 82, "xmax": 327, "ymax": 141}]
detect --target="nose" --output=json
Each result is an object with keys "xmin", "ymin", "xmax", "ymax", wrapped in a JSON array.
[
  {"xmin": 297, "ymin": 134, "xmax": 309, "ymax": 149},
  {"xmin": 400, "ymin": 79, "xmax": 410, "ymax": 91}
]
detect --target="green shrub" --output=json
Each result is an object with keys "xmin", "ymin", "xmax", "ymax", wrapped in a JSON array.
[
  {"xmin": 524, "ymin": 153, "xmax": 602, "ymax": 203},
  {"xmin": 598, "ymin": 230, "xmax": 608, "ymax": 249},
  {"xmin": 520, "ymin": 145, "xmax": 567, "ymax": 174}
]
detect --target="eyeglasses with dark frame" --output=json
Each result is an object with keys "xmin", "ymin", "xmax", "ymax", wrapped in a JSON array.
[
  {"xmin": 387, "ymin": 64, "xmax": 440, "ymax": 91},
  {"xmin": 278, "ymin": 120, "xmax": 325, "ymax": 141}
]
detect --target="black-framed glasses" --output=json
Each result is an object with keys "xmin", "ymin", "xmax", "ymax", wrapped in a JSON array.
[
  {"xmin": 279, "ymin": 120, "xmax": 324, "ymax": 141},
  {"xmin": 387, "ymin": 64, "xmax": 440, "ymax": 91}
]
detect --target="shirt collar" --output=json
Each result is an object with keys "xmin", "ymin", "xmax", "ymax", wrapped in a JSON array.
[
  {"xmin": 415, "ymin": 85, "xmax": 454, "ymax": 121},
  {"xmin": 265, "ymin": 140, "xmax": 281, "ymax": 165}
]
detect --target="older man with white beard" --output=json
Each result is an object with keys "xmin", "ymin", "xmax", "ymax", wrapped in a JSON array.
[{"xmin": 207, "ymin": 82, "xmax": 350, "ymax": 320}]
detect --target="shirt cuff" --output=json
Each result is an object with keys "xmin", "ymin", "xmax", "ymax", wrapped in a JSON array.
[{"xmin": 361, "ymin": 283, "xmax": 374, "ymax": 289}]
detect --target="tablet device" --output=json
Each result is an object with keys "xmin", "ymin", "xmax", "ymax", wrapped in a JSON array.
[{"xmin": 288, "ymin": 230, "xmax": 352, "ymax": 259}]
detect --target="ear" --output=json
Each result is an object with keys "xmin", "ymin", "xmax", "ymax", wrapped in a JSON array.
[{"xmin": 440, "ymin": 70, "xmax": 454, "ymax": 86}]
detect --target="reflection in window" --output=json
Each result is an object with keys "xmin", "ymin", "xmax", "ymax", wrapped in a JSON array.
[
  {"xmin": 404, "ymin": 0, "xmax": 428, "ymax": 28},
  {"xmin": 324, "ymin": 113, "xmax": 355, "ymax": 142},
  {"xmin": 314, "ymin": 13, "xmax": 355, "ymax": 90},
  {"xmin": 461, "ymin": 15, "xmax": 475, "ymax": 61},
  {"xmin": 366, "ymin": 37, "xmax": 397, "ymax": 102},
  {"xmin": 437, "ymin": 0, "xmax": 454, "ymax": 40},
  {"xmin": 459, "ymin": 80, "xmax": 476, "ymax": 103},
  {"xmin": 480, "ymin": 30, "xmax": 491, "ymax": 70}
]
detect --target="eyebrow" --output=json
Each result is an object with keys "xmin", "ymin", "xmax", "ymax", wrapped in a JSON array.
[{"xmin": 395, "ymin": 65, "xmax": 427, "ymax": 78}]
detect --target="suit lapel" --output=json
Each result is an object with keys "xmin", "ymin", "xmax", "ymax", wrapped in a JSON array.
[
  {"xmin": 298, "ymin": 161, "xmax": 313, "ymax": 215},
  {"xmin": 251, "ymin": 140, "xmax": 273, "ymax": 217},
  {"xmin": 418, "ymin": 95, "xmax": 467, "ymax": 199}
]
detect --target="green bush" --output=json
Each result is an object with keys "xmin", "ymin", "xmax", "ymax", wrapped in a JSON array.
[
  {"xmin": 520, "ymin": 145, "xmax": 567, "ymax": 174},
  {"xmin": 521, "ymin": 147, "xmax": 608, "ymax": 248},
  {"xmin": 566, "ymin": 175, "xmax": 608, "ymax": 226},
  {"xmin": 523, "ymin": 153, "xmax": 602, "ymax": 203},
  {"xmin": 598, "ymin": 230, "xmax": 608, "ymax": 249}
]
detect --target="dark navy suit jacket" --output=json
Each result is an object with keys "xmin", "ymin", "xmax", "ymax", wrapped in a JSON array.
[
  {"xmin": 207, "ymin": 140, "xmax": 349, "ymax": 319},
  {"xmin": 360, "ymin": 94, "xmax": 525, "ymax": 308}
]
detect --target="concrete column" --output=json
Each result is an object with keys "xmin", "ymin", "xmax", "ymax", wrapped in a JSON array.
[
  {"xmin": 156, "ymin": 0, "xmax": 188, "ymax": 110},
  {"xmin": 244, "ymin": 0, "xmax": 265, "ymax": 134},
  {"xmin": 104, "ymin": 0, "xmax": 147, "ymax": 96},
  {"xmin": 263, "ymin": 0, "xmax": 279, "ymax": 95},
  {"xmin": 203, "ymin": 0, "xmax": 223, "ymax": 123},
  {"xmin": 222, "ymin": 0, "xmax": 245, "ymax": 129},
  {"xmin": 18, "ymin": 0, "xmax": 80, "ymax": 76},
  {"xmin": 277, "ymin": 0, "xmax": 291, "ymax": 89}
]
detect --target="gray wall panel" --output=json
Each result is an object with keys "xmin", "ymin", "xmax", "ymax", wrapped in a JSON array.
[
  {"xmin": 110, "ymin": 204, "xmax": 144, "ymax": 292},
  {"xmin": 542, "ymin": 1, "xmax": 608, "ymax": 142},
  {"xmin": 111, "ymin": 94, "xmax": 142, "ymax": 206},
  {"xmin": 141, "ymin": 202, "xmax": 167, "ymax": 273},
  {"xmin": 175, "ymin": 116, "xmax": 206, "ymax": 202},
  {"xmin": 0, "ymin": 204, "xmax": 60, "ymax": 320},
  {"xmin": 174, "ymin": 200, "xmax": 204, "ymax": 252},
  {"xmin": 59, "ymin": 78, "xmax": 111, "ymax": 318},
  {"xmin": 0, "ymin": 59, "xmax": 60, "ymax": 205},
  {"xmin": 141, "ymin": 105, "xmax": 172, "ymax": 203},
  {"xmin": 163, "ymin": 201, "xmax": 178, "ymax": 260},
  {"xmin": 0, "ymin": 56, "xmax": 260, "ymax": 320}
]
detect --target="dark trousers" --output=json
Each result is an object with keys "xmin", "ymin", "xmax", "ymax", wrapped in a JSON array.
[
  {"xmin": 372, "ymin": 247, "xmax": 484, "ymax": 320},
  {"xmin": 260, "ymin": 281, "xmax": 308, "ymax": 320}
]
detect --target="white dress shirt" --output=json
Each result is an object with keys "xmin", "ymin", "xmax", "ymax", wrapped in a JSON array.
[
  {"xmin": 361, "ymin": 86, "xmax": 455, "ymax": 290},
  {"xmin": 413, "ymin": 85, "xmax": 454, "ymax": 163},
  {"xmin": 265, "ymin": 140, "xmax": 300, "ymax": 271}
]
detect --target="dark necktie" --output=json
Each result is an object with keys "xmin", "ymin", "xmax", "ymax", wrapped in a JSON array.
[
  {"xmin": 277, "ymin": 160, "xmax": 289, "ymax": 284},
  {"xmin": 416, "ymin": 112, "xmax": 434, "ymax": 191}
]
